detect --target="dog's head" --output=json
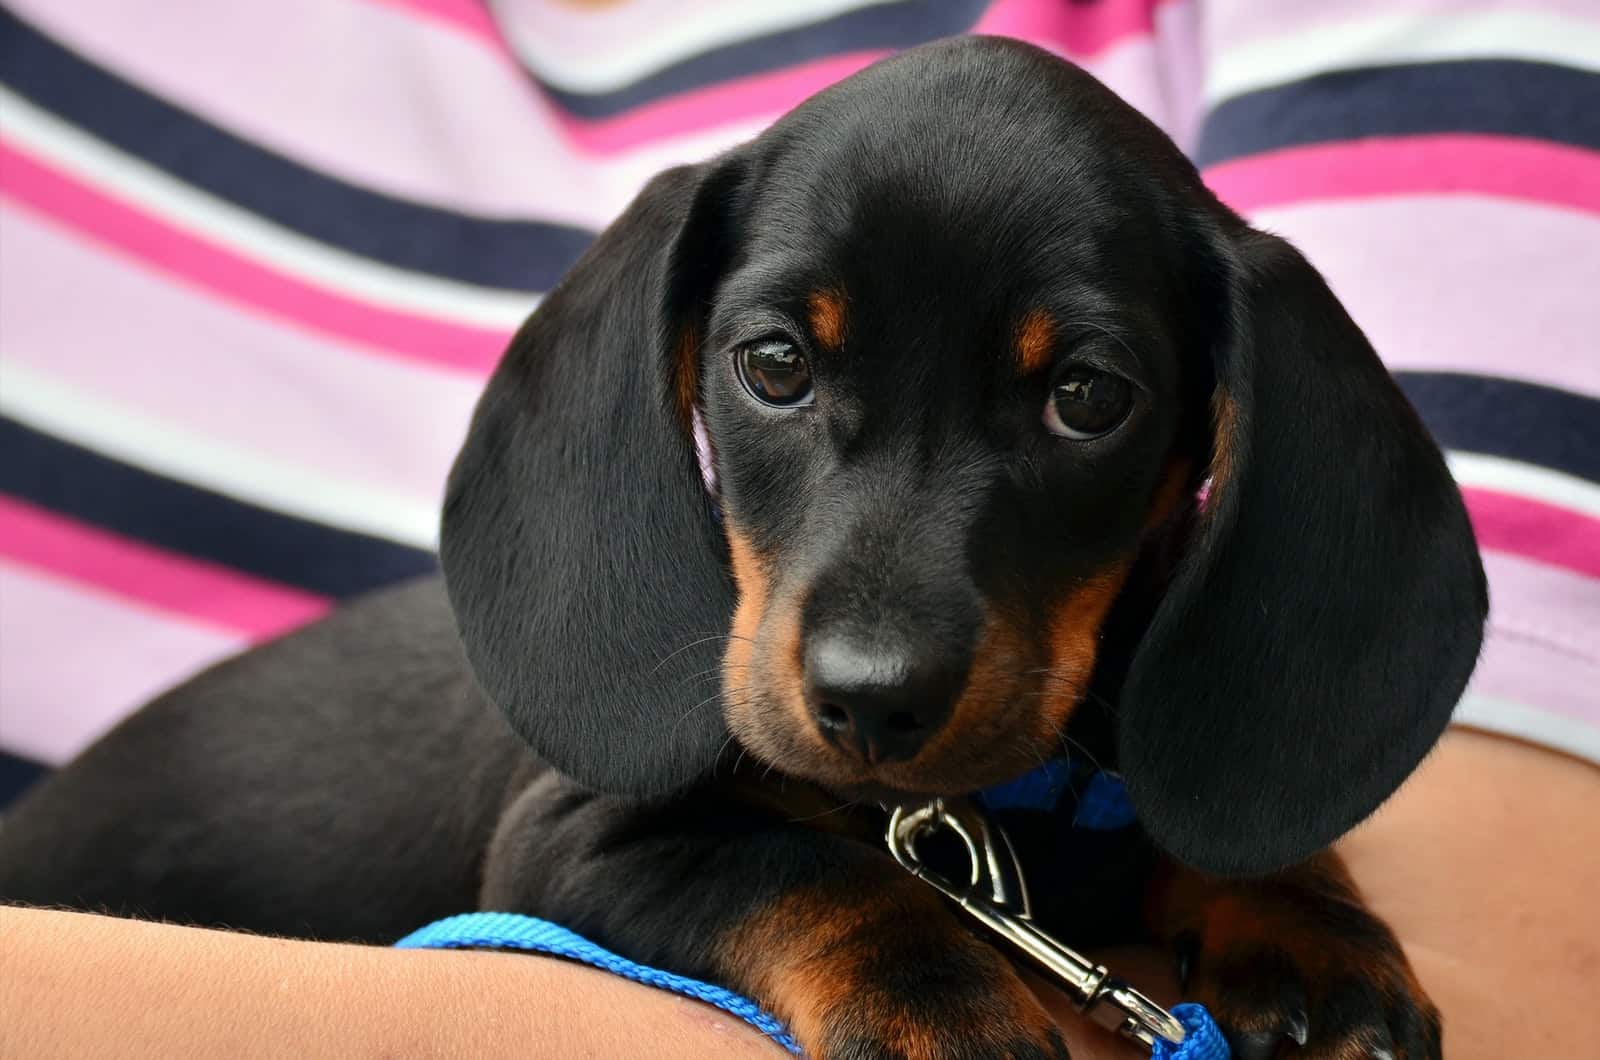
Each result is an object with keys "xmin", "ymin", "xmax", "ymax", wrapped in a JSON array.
[{"xmin": 441, "ymin": 38, "xmax": 1486, "ymax": 875}]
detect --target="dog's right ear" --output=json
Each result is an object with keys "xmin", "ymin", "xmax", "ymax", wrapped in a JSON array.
[{"xmin": 441, "ymin": 160, "xmax": 747, "ymax": 799}]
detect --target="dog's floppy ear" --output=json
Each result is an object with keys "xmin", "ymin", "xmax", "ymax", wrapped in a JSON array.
[
  {"xmin": 441, "ymin": 160, "xmax": 745, "ymax": 798},
  {"xmin": 1120, "ymin": 227, "xmax": 1487, "ymax": 875}
]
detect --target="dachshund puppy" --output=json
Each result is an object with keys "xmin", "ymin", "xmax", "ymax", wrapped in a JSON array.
[{"xmin": 0, "ymin": 38, "xmax": 1484, "ymax": 1060}]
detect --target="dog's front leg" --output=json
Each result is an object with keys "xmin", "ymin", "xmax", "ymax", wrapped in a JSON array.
[
  {"xmin": 481, "ymin": 773, "xmax": 1069, "ymax": 1060},
  {"xmin": 1147, "ymin": 849, "xmax": 1440, "ymax": 1059}
]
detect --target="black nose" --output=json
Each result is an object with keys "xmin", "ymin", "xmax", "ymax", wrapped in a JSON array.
[{"xmin": 803, "ymin": 635, "xmax": 962, "ymax": 764}]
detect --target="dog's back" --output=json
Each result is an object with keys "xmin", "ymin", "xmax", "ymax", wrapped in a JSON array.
[{"xmin": 0, "ymin": 578, "xmax": 533, "ymax": 942}]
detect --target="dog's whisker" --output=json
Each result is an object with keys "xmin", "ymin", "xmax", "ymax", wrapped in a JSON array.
[
  {"xmin": 678, "ymin": 662, "xmax": 752, "ymax": 688},
  {"xmin": 1043, "ymin": 716, "xmax": 1107, "ymax": 776},
  {"xmin": 666, "ymin": 689, "xmax": 732, "ymax": 734},
  {"xmin": 651, "ymin": 633, "xmax": 736, "ymax": 674},
  {"xmin": 787, "ymin": 798, "xmax": 861, "ymax": 825}
]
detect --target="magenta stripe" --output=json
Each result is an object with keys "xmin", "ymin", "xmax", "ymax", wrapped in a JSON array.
[
  {"xmin": 1205, "ymin": 136, "xmax": 1600, "ymax": 216},
  {"xmin": 1242, "ymin": 195, "xmax": 1600, "ymax": 398},
  {"xmin": 0, "ymin": 141, "xmax": 510, "ymax": 375},
  {"xmin": 1465, "ymin": 488, "xmax": 1600, "ymax": 579},
  {"xmin": 979, "ymin": 0, "xmax": 1172, "ymax": 57},
  {"xmin": 0, "ymin": 496, "xmax": 330, "ymax": 638},
  {"xmin": 0, "ymin": 562, "xmax": 246, "ymax": 764}
]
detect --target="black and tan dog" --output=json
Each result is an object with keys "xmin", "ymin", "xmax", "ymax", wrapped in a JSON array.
[{"xmin": 0, "ymin": 38, "xmax": 1485, "ymax": 1060}]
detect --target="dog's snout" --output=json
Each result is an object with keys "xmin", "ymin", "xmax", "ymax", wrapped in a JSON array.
[{"xmin": 803, "ymin": 635, "xmax": 960, "ymax": 764}]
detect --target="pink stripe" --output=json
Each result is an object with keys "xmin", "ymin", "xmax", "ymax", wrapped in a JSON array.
[
  {"xmin": 0, "ymin": 141, "xmax": 510, "ymax": 376},
  {"xmin": 0, "ymin": 206, "xmax": 480, "ymax": 509},
  {"xmin": 0, "ymin": 562, "xmax": 247, "ymax": 765},
  {"xmin": 0, "ymin": 497, "xmax": 330, "ymax": 639},
  {"xmin": 1469, "ymin": 624, "xmax": 1599, "ymax": 728},
  {"xmin": 1205, "ymin": 136, "xmax": 1600, "ymax": 216},
  {"xmin": 1465, "ymin": 488, "xmax": 1600, "ymax": 579},
  {"xmin": 1467, "ymin": 548, "xmax": 1599, "ymax": 724},
  {"xmin": 1242, "ymin": 195, "xmax": 1600, "ymax": 399}
]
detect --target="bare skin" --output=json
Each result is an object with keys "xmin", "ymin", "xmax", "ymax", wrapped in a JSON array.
[{"xmin": 4, "ymin": 730, "xmax": 1595, "ymax": 1059}]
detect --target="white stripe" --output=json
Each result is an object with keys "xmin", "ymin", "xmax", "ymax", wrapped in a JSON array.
[
  {"xmin": 1453, "ymin": 692, "xmax": 1600, "ymax": 764},
  {"xmin": 0, "ymin": 363, "xmax": 441, "ymax": 549},
  {"xmin": 1207, "ymin": 9, "xmax": 1600, "ymax": 104},
  {"xmin": 490, "ymin": 0, "xmax": 904, "ymax": 94},
  {"xmin": 1446, "ymin": 451, "xmax": 1600, "ymax": 519},
  {"xmin": 0, "ymin": 89, "xmax": 539, "ymax": 331}
]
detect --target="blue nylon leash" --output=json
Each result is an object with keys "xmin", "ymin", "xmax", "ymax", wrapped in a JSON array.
[
  {"xmin": 397, "ymin": 911, "xmax": 1226, "ymax": 1058},
  {"xmin": 395, "ymin": 764, "xmax": 1226, "ymax": 1056}
]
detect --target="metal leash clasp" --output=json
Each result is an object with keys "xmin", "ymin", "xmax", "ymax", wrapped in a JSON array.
[{"xmin": 886, "ymin": 798, "xmax": 1185, "ymax": 1050}]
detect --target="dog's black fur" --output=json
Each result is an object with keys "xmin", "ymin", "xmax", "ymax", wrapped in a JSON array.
[{"xmin": 1, "ymin": 39, "xmax": 1484, "ymax": 1059}]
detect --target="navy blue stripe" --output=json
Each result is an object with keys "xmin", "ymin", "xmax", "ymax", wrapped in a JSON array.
[
  {"xmin": 1197, "ymin": 60, "xmax": 1600, "ymax": 167},
  {"xmin": 0, "ymin": 6, "xmax": 595, "ymax": 292},
  {"xmin": 0, "ymin": 419, "xmax": 437, "ymax": 599},
  {"xmin": 528, "ymin": 0, "xmax": 988, "ymax": 119},
  {"xmin": 1394, "ymin": 372, "xmax": 1600, "ymax": 485},
  {"xmin": 0, "ymin": 749, "xmax": 48, "ymax": 809}
]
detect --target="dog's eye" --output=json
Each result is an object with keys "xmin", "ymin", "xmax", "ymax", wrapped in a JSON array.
[
  {"xmin": 1045, "ymin": 367, "xmax": 1132, "ymax": 439},
  {"xmin": 737, "ymin": 341, "xmax": 814, "ymax": 407}
]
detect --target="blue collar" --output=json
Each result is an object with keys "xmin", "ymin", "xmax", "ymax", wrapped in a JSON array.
[{"xmin": 977, "ymin": 757, "xmax": 1137, "ymax": 830}]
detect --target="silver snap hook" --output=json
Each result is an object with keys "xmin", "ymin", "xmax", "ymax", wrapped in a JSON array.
[{"xmin": 886, "ymin": 799, "xmax": 1185, "ymax": 1049}]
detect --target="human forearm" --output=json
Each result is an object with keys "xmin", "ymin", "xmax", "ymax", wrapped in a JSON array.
[{"xmin": 0, "ymin": 905, "xmax": 786, "ymax": 1059}]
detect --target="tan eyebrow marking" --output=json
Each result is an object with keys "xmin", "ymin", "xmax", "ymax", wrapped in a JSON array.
[
  {"xmin": 807, "ymin": 289, "xmax": 848, "ymax": 352},
  {"xmin": 1014, "ymin": 309, "xmax": 1055, "ymax": 375}
]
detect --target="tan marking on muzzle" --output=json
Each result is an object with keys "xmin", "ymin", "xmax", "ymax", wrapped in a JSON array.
[{"xmin": 1036, "ymin": 558, "xmax": 1135, "ymax": 741}]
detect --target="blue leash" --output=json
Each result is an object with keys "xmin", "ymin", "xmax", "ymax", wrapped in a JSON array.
[
  {"xmin": 397, "ymin": 911, "xmax": 1225, "ymax": 1058},
  {"xmin": 396, "ymin": 765, "xmax": 1230, "ymax": 1058}
]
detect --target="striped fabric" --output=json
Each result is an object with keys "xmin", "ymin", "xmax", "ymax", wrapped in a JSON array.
[{"xmin": 1, "ymin": 1, "xmax": 1596, "ymax": 803}]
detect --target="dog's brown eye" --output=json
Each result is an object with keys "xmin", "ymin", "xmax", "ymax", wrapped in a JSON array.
[
  {"xmin": 737, "ymin": 341, "xmax": 813, "ymax": 407},
  {"xmin": 1045, "ymin": 367, "xmax": 1132, "ymax": 439}
]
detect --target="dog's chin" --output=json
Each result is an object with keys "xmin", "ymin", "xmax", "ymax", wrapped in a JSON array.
[
  {"xmin": 816, "ymin": 778, "xmax": 992, "ymax": 810},
  {"xmin": 751, "ymin": 740, "xmax": 1047, "ymax": 807}
]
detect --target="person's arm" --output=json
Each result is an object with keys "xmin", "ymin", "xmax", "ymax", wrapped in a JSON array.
[
  {"xmin": 0, "ymin": 905, "xmax": 787, "ymax": 1059},
  {"xmin": 5, "ymin": 729, "xmax": 1594, "ymax": 1059},
  {"xmin": 1338, "ymin": 728, "xmax": 1600, "ymax": 1058}
]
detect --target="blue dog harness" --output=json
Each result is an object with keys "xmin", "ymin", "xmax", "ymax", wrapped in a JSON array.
[{"xmin": 396, "ymin": 764, "xmax": 1229, "ymax": 1058}]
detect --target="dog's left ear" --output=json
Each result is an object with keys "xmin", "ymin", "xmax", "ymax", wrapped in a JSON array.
[
  {"xmin": 1120, "ymin": 226, "xmax": 1487, "ymax": 876},
  {"xmin": 440, "ymin": 159, "xmax": 746, "ymax": 799}
]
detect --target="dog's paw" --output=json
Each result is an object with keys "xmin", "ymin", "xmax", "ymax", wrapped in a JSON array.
[
  {"xmin": 1173, "ymin": 896, "xmax": 1441, "ymax": 1060},
  {"xmin": 801, "ymin": 951, "xmax": 1071, "ymax": 1060}
]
